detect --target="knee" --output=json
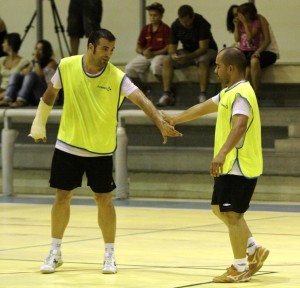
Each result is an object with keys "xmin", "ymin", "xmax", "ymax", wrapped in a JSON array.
[
  {"xmin": 150, "ymin": 62, "xmax": 163, "ymax": 76},
  {"xmin": 224, "ymin": 212, "xmax": 243, "ymax": 225},
  {"xmin": 163, "ymin": 56, "xmax": 172, "ymax": 67},
  {"xmin": 55, "ymin": 190, "xmax": 73, "ymax": 204},
  {"xmin": 211, "ymin": 205, "xmax": 221, "ymax": 217},
  {"xmin": 250, "ymin": 57, "xmax": 261, "ymax": 69},
  {"xmin": 94, "ymin": 193, "xmax": 113, "ymax": 207}
]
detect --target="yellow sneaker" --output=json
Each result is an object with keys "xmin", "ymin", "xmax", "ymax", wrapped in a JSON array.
[
  {"xmin": 213, "ymin": 265, "xmax": 251, "ymax": 283},
  {"xmin": 247, "ymin": 246, "xmax": 269, "ymax": 276}
]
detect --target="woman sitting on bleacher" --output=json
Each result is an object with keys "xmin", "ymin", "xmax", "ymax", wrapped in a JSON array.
[
  {"xmin": 0, "ymin": 33, "xmax": 29, "ymax": 100},
  {"xmin": 0, "ymin": 39, "xmax": 57, "ymax": 108},
  {"xmin": 229, "ymin": 2, "xmax": 279, "ymax": 94}
]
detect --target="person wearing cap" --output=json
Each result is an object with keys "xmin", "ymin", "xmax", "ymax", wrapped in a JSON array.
[
  {"xmin": 125, "ymin": 2, "xmax": 170, "ymax": 97},
  {"xmin": 157, "ymin": 5, "xmax": 218, "ymax": 107}
]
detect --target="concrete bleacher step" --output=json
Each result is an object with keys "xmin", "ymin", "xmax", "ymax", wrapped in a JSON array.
[
  {"xmin": 288, "ymin": 123, "xmax": 300, "ymax": 137},
  {"xmin": 3, "ymin": 145, "xmax": 300, "ymax": 176},
  {"xmin": 275, "ymin": 123, "xmax": 300, "ymax": 152},
  {"xmin": 1, "ymin": 169, "xmax": 300, "ymax": 203},
  {"xmin": 275, "ymin": 138, "xmax": 300, "ymax": 153}
]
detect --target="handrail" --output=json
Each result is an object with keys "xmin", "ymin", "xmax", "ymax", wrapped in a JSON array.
[{"xmin": 1, "ymin": 108, "xmax": 217, "ymax": 198}]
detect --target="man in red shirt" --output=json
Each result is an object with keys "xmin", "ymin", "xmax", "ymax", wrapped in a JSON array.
[{"xmin": 125, "ymin": 2, "xmax": 170, "ymax": 96}]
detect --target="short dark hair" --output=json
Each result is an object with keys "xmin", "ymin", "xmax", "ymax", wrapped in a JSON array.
[
  {"xmin": 87, "ymin": 29, "xmax": 116, "ymax": 48},
  {"xmin": 4, "ymin": 33, "xmax": 21, "ymax": 53},
  {"xmin": 178, "ymin": 5, "xmax": 194, "ymax": 18},
  {"xmin": 145, "ymin": 2, "xmax": 165, "ymax": 14},
  {"xmin": 220, "ymin": 47, "xmax": 247, "ymax": 72}
]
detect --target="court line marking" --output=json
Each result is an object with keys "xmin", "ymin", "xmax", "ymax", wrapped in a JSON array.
[{"xmin": 172, "ymin": 271, "xmax": 278, "ymax": 287}]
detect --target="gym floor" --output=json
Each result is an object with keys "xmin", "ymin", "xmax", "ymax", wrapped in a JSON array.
[{"xmin": 1, "ymin": 196, "xmax": 299, "ymax": 288}]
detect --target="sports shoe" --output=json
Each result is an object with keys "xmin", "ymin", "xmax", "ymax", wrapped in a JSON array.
[
  {"xmin": 40, "ymin": 250, "xmax": 63, "ymax": 274},
  {"xmin": 156, "ymin": 92, "xmax": 175, "ymax": 107},
  {"xmin": 102, "ymin": 255, "xmax": 117, "ymax": 274},
  {"xmin": 10, "ymin": 99, "xmax": 27, "ymax": 108},
  {"xmin": 213, "ymin": 265, "xmax": 251, "ymax": 283},
  {"xmin": 198, "ymin": 93, "xmax": 207, "ymax": 103},
  {"xmin": 0, "ymin": 98, "xmax": 12, "ymax": 107},
  {"xmin": 247, "ymin": 246, "xmax": 269, "ymax": 276}
]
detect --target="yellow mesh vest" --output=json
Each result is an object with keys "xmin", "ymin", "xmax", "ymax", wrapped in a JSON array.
[
  {"xmin": 58, "ymin": 56, "xmax": 125, "ymax": 154},
  {"xmin": 214, "ymin": 81, "xmax": 263, "ymax": 178}
]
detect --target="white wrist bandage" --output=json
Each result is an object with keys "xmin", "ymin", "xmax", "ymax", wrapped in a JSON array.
[{"xmin": 29, "ymin": 98, "xmax": 53, "ymax": 142}]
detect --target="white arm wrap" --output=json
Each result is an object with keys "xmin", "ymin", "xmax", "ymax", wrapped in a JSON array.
[{"xmin": 29, "ymin": 98, "xmax": 53, "ymax": 141}]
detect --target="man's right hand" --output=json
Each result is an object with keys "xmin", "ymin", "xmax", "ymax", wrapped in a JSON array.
[
  {"xmin": 28, "ymin": 122, "xmax": 47, "ymax": 143},
  {"xmin": 159, "ymin": 120, "xmax": 182, "ymax": 144}
]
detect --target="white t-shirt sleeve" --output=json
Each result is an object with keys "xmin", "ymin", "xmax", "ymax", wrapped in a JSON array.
[
  {"xmin": 211, "ymin": 93, "xmax": 220, "ymax": 104},
  {"xmin": 51, "ymin": 69, "xmax": 62, "ymax": 89},
  {"xmin": 232, "ymin": 96, "xmax": 250, "ymax": 117},
  {"xmin": 121, "ymin": 75, "xmax": 138, "ymax": 97},
  {"xmin": 209, "ymin": 93, "xmax": 250, "ymax": 117}
]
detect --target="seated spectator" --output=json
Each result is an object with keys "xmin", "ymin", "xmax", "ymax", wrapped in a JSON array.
[
  {"xmin": 0, "ymin": 33, "xmax": 29, "ymax": 100},
  {"xmin": 157, "ymin": 4, "xmax": 218, "ymax": 107},
  {"xmin": 125, "ymin": 2, "xmax": 169, "ymax": 97},
  {"xmin": 233, "ymin": 2, "xmax": 279, "ymax": 93},
  {"xmin": 0, "ymin": 17, "xmax": 7, "ymax": 57},
  {"xmin": 0, "ymin": 40, "xmax": 57, "ymax": 107}
]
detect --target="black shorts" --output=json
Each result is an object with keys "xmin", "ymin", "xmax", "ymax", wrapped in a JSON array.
[
  {"xmin": 259, "ymin": 51, "xmax": 277, "ymax": 69},
  {"xmin": 211, "ymin": 175, "xmax": 257, "ymax": 213},
  {"xmin": 67, "ymin": 0, "xmax": 102, "ymax": 38},
  {"xmin": 49, "ymin": 149, "xmax": 116, "ymax": 193},
  {"xmin": 242, "ymin": 50, "xmax": 277, "ymax": 68}
]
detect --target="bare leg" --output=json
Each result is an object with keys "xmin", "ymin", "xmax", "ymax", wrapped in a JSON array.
[
  {"xmin": 250, "ymin": 57, "xmax": 262, "ymax": 93},
  {"xmin": 212, "ymin": 205, "xmax": 252, "ymax": 258},
  {"xmin": 162, "ymin": 57, "xmax": 174, "ymax": 92},
  {"xmin": 70, "ymin": 36, "xmax": 80, "ymax": 55},
  {"xmin": 198, "ymin": 61, "xmax": 209, "ymax": 93},
  {"xmin": 93, "ymin": 192, "xmax": 116, "ymax": 243},
  {"xmin": 225, "ymin": 212, "xmax": 251, "ymax": 259},
  {"xmin": 51, "ymin": 189, "xmax": 73, "ymax": 239}
]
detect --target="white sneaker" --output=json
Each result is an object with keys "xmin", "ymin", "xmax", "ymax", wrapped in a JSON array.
[
  {"xmin": 156, "ymin": 92, "xmax": 175, "ymax": 107},
  {"xmin": 102, "ymin": 255, "xmax": 117, "ymax": 274},
  {"xmin": 40, "ymin": 250, "xmax": 63, "ymax": 274},
  {"xmin": 198, "ymin": 94, "xmax": 207, "ymax": 103}
]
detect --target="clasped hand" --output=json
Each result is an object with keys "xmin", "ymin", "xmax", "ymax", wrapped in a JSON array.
[{"xmin": 159, "ymin": 111, "xmax": 182, "ymax": 144}]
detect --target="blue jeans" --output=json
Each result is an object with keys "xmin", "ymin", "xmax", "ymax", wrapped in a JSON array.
[{"xmin": 5, "ymin": 72, "xmax": 47, "ymax": 105}]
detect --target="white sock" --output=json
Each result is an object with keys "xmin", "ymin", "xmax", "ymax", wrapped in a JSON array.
[
  {"xmin": 234, "ymin": 258, "xmax": 247, "ymax": 272},
  {"xmin": 51, "ymin": 238, "xmax": 62, "ymax": 252},
  {"xmin": 105, "ymin": 243, "xmax": 115, "ymax": 258},
  {"xmin": 247, "ymin": 236, "xmax": 258, "ymax": 255}
]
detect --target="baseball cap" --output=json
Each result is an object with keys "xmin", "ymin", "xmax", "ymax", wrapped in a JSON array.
[{"xmin": 145, "ymin": 2, "xmax": 165, "ymax": 14}]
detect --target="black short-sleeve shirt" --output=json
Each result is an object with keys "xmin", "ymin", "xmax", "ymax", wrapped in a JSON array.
[{"xmin": 170, "ymin": 13, "xmax": 218, "ymax": 52}]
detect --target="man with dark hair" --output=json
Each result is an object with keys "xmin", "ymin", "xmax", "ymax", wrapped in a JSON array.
[
  {"xmin": 157, "ymin": 4, "xmax": 218, "ymax": 107},
  {"xmin": 162, "ymin": 47, "xmax": 269, "ymax": 283},
  {"xmin": 30, "ymin": 28, "xmax": 182, "ymax": 275},
  {"xmin": 125, "ymin": 2, "xmax": 170, "ymax": 95}
]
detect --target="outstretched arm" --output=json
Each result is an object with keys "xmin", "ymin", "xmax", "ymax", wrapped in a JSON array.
[
  {"xmin": 163, "ymin": 99, "xmax": 218, "ymax": 126},
  {"xmin": 127, "ymin": 89, "xmax": 182, "ymax": 144}
]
